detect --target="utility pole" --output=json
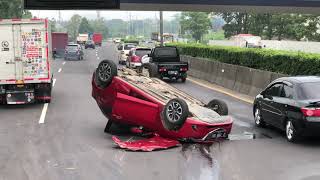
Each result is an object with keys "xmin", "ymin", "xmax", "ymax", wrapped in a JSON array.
[
  {"xmin": 97, "ymin": 11, "xmax": 101, "ymax": 19},
  {"xmin": 160, "ymin": 11, "xmax": 164, "ymax": 47},
  {"xmin": 58, "ymin": 10, "xmax": 62, "ymax": 23}
]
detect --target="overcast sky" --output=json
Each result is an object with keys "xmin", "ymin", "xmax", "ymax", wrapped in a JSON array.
[{"xmin": 30, "ymin": 11, "xmax": 179, "ymax": 21}]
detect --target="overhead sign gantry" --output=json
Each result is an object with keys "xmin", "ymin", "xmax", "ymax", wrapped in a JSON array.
[{"xmin": 25, "ymin": 0, "xmax": 320, "ymax": 13}]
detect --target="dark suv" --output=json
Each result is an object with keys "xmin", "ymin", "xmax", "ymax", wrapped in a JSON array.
[
  {"xmin": 253, "ymin": 76, "xmax": 320, "ymax": 142},
  {"xmin": 85, "ymin": 40, "xmax": 95, "ymax": 49},
  {"xmin": 139, "ymin": 46, "xmax": 188, "ymax": 82}
]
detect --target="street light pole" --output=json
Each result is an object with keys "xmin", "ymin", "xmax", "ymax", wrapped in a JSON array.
[{"xmin": 160, "ymin": 11, "xmax": 164, "ymax": 47}]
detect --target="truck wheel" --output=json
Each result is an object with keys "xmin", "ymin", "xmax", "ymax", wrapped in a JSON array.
[
  {"xmin": 162, "ymin": 98, "xmax": 189, "ymax": 131},
  {"xmin": 139, "ymin": 63, "xmax": 159, "ymax": 78},
  {"xmin": 206, "ymin": 99, "xmax": 228, "ymax": 116},
  {"xmin": 95, "ymin": 60, "xmax": 117, "ymax": 88}
]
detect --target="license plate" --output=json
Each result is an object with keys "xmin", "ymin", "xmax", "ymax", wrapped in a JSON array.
[{"xmin": 168, "ymin": 71, "xmax": 178, "ymax": 75}]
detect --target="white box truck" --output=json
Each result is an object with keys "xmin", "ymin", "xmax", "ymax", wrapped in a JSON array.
[
  {"xmin": 76, "ymin": 33, "xmax": 89, "ymax": 45},
  {"xmin": 0, "ymin": 19, "xmax": 52, "ymax": 104}
]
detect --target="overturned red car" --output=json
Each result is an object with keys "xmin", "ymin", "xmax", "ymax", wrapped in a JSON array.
[{"xmin": 92, "ymin": 60, "xmax": 233, "ymax": 150}]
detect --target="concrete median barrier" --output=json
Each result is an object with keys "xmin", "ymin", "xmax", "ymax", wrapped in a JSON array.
[
  {"xmin": 181, "ymin": 55, "xmax": 287, "ymax": 97},
  {"xmin": 216, "ymin": 63, "xmax": 237, "ymax": 90},
  {"xmin": 248, "ymin": 70, "xmax": 273, "ymax": 97},
  {"xmin": 233, "ymin": 66, "xmax": 254, "ymax": 94}
]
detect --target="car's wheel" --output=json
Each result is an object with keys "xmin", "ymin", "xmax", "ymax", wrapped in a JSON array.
[
  {"xmin": 286, "ymin": 120, "xmax": 299, "ymax": 143},
  {"xmin": 254, "ymin": 106, "xmax": 266, "ymax": 127},
  {"xmin": 162, "ymin": 98, "xmax": 189, "ymax": 131},
  {"xmin": 206, "ymin": 99, "xmax": 228, "ymax": 116},
  {"xmin": 139, "ymin": 63, "xmax": 159, "ymax": 78},
  {"xmin": 95, "ymin": 60, "xmax": 117, "ymax": 88}
]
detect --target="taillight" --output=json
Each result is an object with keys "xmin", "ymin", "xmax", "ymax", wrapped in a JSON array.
[
  {"xmin": 131, "ymin": 56, "xmax": 140, "ymax": 62},
  {"xmin": 180, "ymin": 67, "xmax": 188, "ymax": 71},
  {"xmin": 159, "ymin": 67, "xmax": 167, "ymax": 72},
  {"xmin": 301, "ymin": 107, "xmax": 320, "ymax": 117}
]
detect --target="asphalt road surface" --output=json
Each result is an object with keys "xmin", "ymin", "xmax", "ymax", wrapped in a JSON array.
[{"xmin": 1, "ymin": 42, "xmax": 320, "ymax": 180}]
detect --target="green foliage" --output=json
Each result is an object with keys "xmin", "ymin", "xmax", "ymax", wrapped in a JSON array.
[
  {"xmin": 169, "ymin": 43, "xmax": 320, "ymax": 75},
  {"xmin": 0, "ymin": 0, "xmax": 32, "ymax": 19},
  {"xmin": 66, "ymin": 14, "xmax": 82, "ymax": 41},
  {"xmin": 90, "ymin": 17, "xmax": 109, "ymax": 38},
  {"xmin": 180, "ymin": 12, "xmax": 211, "ymax": 42},
  {"xmin": 79, "ymin": 17, "xmax": 93, "ymax": 34},
  {"xmin": 124, "ymin": 40, "xmax": 139, "ymax": 44},
  {"xmin": 203, "ymin": 30, "xmax": 225, "ymax": 42},
  {"xmin": 220, "ymin": 12, "xmax": 320, "ymax": 41}
]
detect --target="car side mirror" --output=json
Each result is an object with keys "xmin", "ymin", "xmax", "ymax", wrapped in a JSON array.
[{"xmin": 264, "ymin": 94, "xmax": 273, "ymax": 100}]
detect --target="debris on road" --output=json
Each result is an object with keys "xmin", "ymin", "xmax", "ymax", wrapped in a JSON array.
[{"xmin": 112, "ymin": 135, "xmax": 180, "ymax": 152}]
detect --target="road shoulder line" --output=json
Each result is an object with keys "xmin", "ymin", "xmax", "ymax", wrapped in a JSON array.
[{"xmin": 188, "ymin": 77, "xmax": 254, "ymax": 104}]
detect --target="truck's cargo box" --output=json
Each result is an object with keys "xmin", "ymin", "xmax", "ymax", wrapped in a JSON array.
[
  {"xmin": 0, "ymin": 19, "xmax": 52, "ymax": 84},
  {"xmin": 0, "ymin": 19, "xmax": 52, "ymax": 104},
  {"xmin": 52, "ymin": 32, "xmax": 68, "ymax": 57}
]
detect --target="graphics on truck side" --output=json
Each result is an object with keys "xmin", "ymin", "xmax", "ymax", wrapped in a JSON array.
[{"xmin": 0, "ymin": 19, "xmax": 52, "ymax": 105}]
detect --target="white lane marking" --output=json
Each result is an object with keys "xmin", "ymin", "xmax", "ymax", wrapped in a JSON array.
[
  {"xmin": 52, "ymin": 79, "xmax": 57, "ymax": 87},
  {"xmin": 39, "ymin": 103, "xmax": 49, "ymax": 124},
  {"xmin": 62, "ymin": 62, "xmax": 66, "ymax": 65},
  {"xmin": 58, "ymin": 68, "xmax": 62, "ymax": 73},
  {"xmin": 97, "ymin": 57, "xmax": 100, "ymax": 60}
]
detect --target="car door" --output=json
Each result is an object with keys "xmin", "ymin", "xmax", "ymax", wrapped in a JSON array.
[
  {"xmin": 260, "ymin": 83, "xmax": 283, "ymax": 126},
  {"xmin": 275, "ymin": 83, "xmax": 296, "ymax": 129}
]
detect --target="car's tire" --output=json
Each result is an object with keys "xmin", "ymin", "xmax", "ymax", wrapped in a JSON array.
[
  {"xmin": 254, "ymin": 106, "xmax": 266, "ymax": 127},
  {"xmin": 286, "ymin": 120, "xmax": 300, "ymax": 143},
  {"xmin": 139, "ymin": 63, "xmax": 159, "ymax": 78},
  {"xmin": 162, "ymin": 98, "xmax": 189, "ymax": 131},
  {"xmin": 95, "ymin": 60, "xmax": 117, "ymax": 88},
  {"xmin": 206, "ymin": 99, "xmax": 228, "ymax": 116}
]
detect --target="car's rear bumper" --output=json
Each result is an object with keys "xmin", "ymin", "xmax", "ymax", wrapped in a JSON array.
[
  {"xmin": 160, "ymin": 71, "xmax": 187, "ymax": 79},
  {"xmin": 65, "ymin": 54, "xmax": 80, "ymax": 60},
  {"xmin": 298, "ymin": 121, "xmax": 320, "ymax": 137},
  {"xmin": 130, "ymin": 62, "xmax": 142, "ymax": 68}
]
